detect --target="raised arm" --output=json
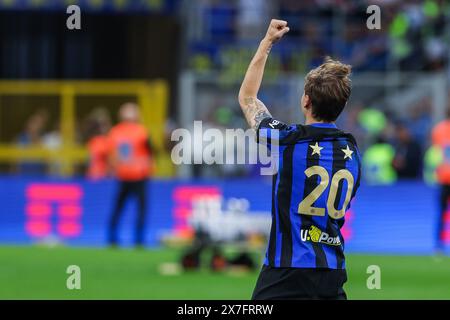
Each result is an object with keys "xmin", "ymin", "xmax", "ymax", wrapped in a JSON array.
[{"xmin": 238, "ymin": 19, "xmax": 289, "ymax": 130}]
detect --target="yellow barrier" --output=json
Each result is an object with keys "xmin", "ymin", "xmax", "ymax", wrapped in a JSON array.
[{"xmin": 0, "ymin": 80, "xmax": 172, "ymax": 177}]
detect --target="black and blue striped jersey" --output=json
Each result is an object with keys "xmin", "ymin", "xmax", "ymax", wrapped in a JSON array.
[{"xmin": 258, "ymin": 118, "xmax": 361, "ymax": 269}]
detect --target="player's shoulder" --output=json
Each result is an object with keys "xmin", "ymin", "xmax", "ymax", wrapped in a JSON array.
[
  {"xmin": 258, "ymin": 117, "xmax": 358, "ymax": 147},
  {"xmin": 257, "ymin": 117, "xmax": 304, "ymax": 144}
]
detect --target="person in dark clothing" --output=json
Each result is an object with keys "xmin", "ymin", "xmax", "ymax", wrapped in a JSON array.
[
  {"xmin": 109, "ymin": 180, "xmax": 148, "ymax": 247},
  {"xmin": 393, "ymin": 124, "xmax": 422, "ymax": 178}
]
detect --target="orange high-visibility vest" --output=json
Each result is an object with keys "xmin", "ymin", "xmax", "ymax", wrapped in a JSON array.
[
  {"xmin": 87, "ymin": 135, "xmax": 109, "ymax": 180},
  {"xmin": 108, "ymin": 122, "xmax": 152, "ymax": 181},
  {"xmin": 432, "ymin": 119, "xmax": 450, "ymax": 185}
]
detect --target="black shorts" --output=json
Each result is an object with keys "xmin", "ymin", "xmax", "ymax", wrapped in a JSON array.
[{"xmin": 252, "ymin": 265, "xmax": 347, "ymax": 300}]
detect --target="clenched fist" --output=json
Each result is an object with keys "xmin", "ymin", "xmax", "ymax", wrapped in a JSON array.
[{"xmin": 264, "ymin": 19, "xmax": 289, "ymax": 44}]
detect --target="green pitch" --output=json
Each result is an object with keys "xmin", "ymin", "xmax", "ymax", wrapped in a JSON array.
[{"xmin": 0, "ymin": 246, "xmax": 449, "ymax": 299}]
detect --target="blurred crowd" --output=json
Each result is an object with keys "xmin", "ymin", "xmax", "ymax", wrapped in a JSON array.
[
  {"xmin": 337, "ymin": 99, "xmax": 433, "ymax": 184},
  {"xmin": 11, "ymin": 108, "xmax": 103, "ymax": 177},
  {"xmin": 9, "ymin": 89, "xmax": 447, "ymax": 184},
  {"xmin": 189, "ymin": 0, "xmax": 449, "ymax": 73},
  {"xmin": 11, "ymin": 106, "xmax": 169, "ymax": 178}
]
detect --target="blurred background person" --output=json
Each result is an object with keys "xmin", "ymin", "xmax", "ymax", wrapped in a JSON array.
[
  {"xmin": 42, "ymin": 122, "xmax": 62, "ymax": 176},
  {"xmin": 85, "ymin": 108, "xmax": 112, "ymax": 180},
  {"xmin": 392, "ymin": 122, "xmax": 423, "ymax": 179},
  {"xmin": 362, "ymin": 135, "xmax": 397, "ymax": 185},
  {"xmin": 107, "ymin": 103, "xmax": 155, "ymax": 248},
  {"xmin": 431, "ymin": 107, "xmax": 450, "ymax": 252},
  {"xmin": 15, "ymin": 110, "xmax": 48, "ymax": 176}
]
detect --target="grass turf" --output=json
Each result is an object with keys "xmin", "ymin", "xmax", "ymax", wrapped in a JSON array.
[{"xmin": 0, "ymin": 246, "xmax": 449, "ymax": 299}]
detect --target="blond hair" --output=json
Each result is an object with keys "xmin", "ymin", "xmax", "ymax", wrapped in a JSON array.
[{"xmin": 304, "ymin": 57, "xmax": 352, "ymax": 122}]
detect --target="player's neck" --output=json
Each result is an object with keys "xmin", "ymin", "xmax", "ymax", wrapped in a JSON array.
[{"xmin": 304, "ymin": 115, "xmax": 334, "ymax": 126}]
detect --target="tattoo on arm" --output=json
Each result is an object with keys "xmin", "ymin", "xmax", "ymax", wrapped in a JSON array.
[{"xmin": 241, "ymin": 97, "xmax": 272, "ymax": 130}]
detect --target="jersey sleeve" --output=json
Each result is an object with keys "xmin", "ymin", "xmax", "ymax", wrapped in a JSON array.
[{"xmin": 257, "ymin": 117, "xmax": 299, "ymax": 146}]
